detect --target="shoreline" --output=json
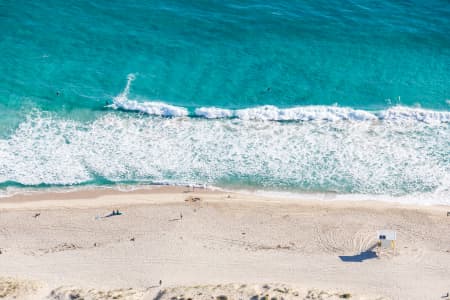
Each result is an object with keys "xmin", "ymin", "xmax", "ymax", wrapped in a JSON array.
[{"xmin": 1, "ymin": 184, "xmax": 449, "ymax": 208}]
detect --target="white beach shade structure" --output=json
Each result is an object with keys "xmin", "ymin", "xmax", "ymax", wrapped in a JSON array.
[{"xmin": 377, "ymin": 230, "xmax": 396, "ymax": 250}]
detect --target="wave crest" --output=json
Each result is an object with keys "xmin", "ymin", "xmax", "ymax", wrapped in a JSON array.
[
  {"xmin": 380, "ymin": 106, "xmax": 450, "ymax": 124},
  {"xmin": 110, "ymin": 75, "xmax": 450, "ymax": 124},
  {"xmin": 111, "ymin": 74, "xmax": 188, "ymax": 117},
  {"xmin": 234, "ymin": 105, "xmax": 378, "ymax": 121}
]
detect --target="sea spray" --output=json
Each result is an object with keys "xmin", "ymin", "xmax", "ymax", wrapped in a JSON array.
[{"xmin": 110, "ymin": 74, "xmax": 188, "ymax": 117}]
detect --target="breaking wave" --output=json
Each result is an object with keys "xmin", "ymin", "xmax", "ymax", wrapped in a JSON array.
[
  {"xmin": 110, "ymin": 74, "xmax": 450, "ymax": 124},
  {"xmin": 1, "ymin": 74, "xmax": 449, "ymax": 203}
]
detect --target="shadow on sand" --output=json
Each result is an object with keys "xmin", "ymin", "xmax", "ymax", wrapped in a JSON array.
[
  {"xmin": 104, "ymin": 210, "xmax": 122, "ymax": 218},
  {"xmin": 339, "ymin": 244, "xmax": 378, "ymax": 262}
]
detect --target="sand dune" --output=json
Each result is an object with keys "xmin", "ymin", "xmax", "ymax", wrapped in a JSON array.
[
  {"xmin": 0, "ymin": 277, "xmax": 40, "ymax": 299},
  {"xmin": 152, "ymin": 283, "xmax": 376, "ymax": 300},
  {"xmin": 48, "ymin": 286, "xmax": 151, "ymax": 300},
  {"xmin": 0, "ymin": 280, "xmax": 384, "ymax": 300}
]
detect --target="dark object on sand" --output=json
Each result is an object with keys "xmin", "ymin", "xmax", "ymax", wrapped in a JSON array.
[
  {"xmin": 185, "ymin": 196, "xmax": 201, "ymax": 202},
  {"xmin": 447, "ymin": 212, "xmax": 450, "ymax": 216},
  {"xmin": 159, "ymin": 280, "xmax": 162, "ymax": 286},
  {"xmin": 130, "ymin": 237, "xmax": 135, "ymax": 242},
  {"xmin": 105, "ymin": 210, "xmax": 123, "ymax": 218},
  {"xmin": 33, "ymin": 213, "xmax": 40, "ymax": 218}
]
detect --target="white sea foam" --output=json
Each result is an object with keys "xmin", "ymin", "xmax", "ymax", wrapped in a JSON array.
[
  {"xmin": 115, "ymin": 101, "xmax": 450, "ymax": 124},
  {"xmin": 380, "ymin": 106, "xmax": 450, "ymax": 124},
  {"xmin": 195, "ymin": 107, "xmax": 234, "ymax": 119},
  {"xmin": 110, "ymin": 74, "xmax": 450, "ymax": 124},
  {"xmin": 234, "ymin": 105, "xmax": 378, "ymax": 121},
  {"xmin": 112, "ymin": 99, "xmax": 188, "ymax": 117},
  {"xmin": 6, "ymin": 75, "xmax": 446, "ymax": 202},
  {"xmin": 111, "ymin": 74, "xmax": 188, "ymax": 117},
  {"xmin": 0, "ymin": 110, "xmax": 448, "ymax": 204}
]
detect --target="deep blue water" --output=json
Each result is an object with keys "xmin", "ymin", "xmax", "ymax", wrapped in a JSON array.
[{"xmin": 0, "ymin": 0, "xmax": 449, "ymax": 202}]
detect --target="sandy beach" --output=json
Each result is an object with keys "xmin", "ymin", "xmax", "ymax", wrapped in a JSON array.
[{"xmin": 0, "ymin": 186, "xmax": 449, "ymax": 300}]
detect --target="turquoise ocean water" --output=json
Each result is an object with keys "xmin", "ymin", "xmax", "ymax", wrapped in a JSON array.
[{"xmin": 1, "ymin": 0, "xmax": 449, "ymax": 202}]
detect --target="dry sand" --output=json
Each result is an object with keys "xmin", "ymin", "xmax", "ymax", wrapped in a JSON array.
[{"xmin": 0, "ymin": 186, "xmax": 449, "ymax": 300}]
